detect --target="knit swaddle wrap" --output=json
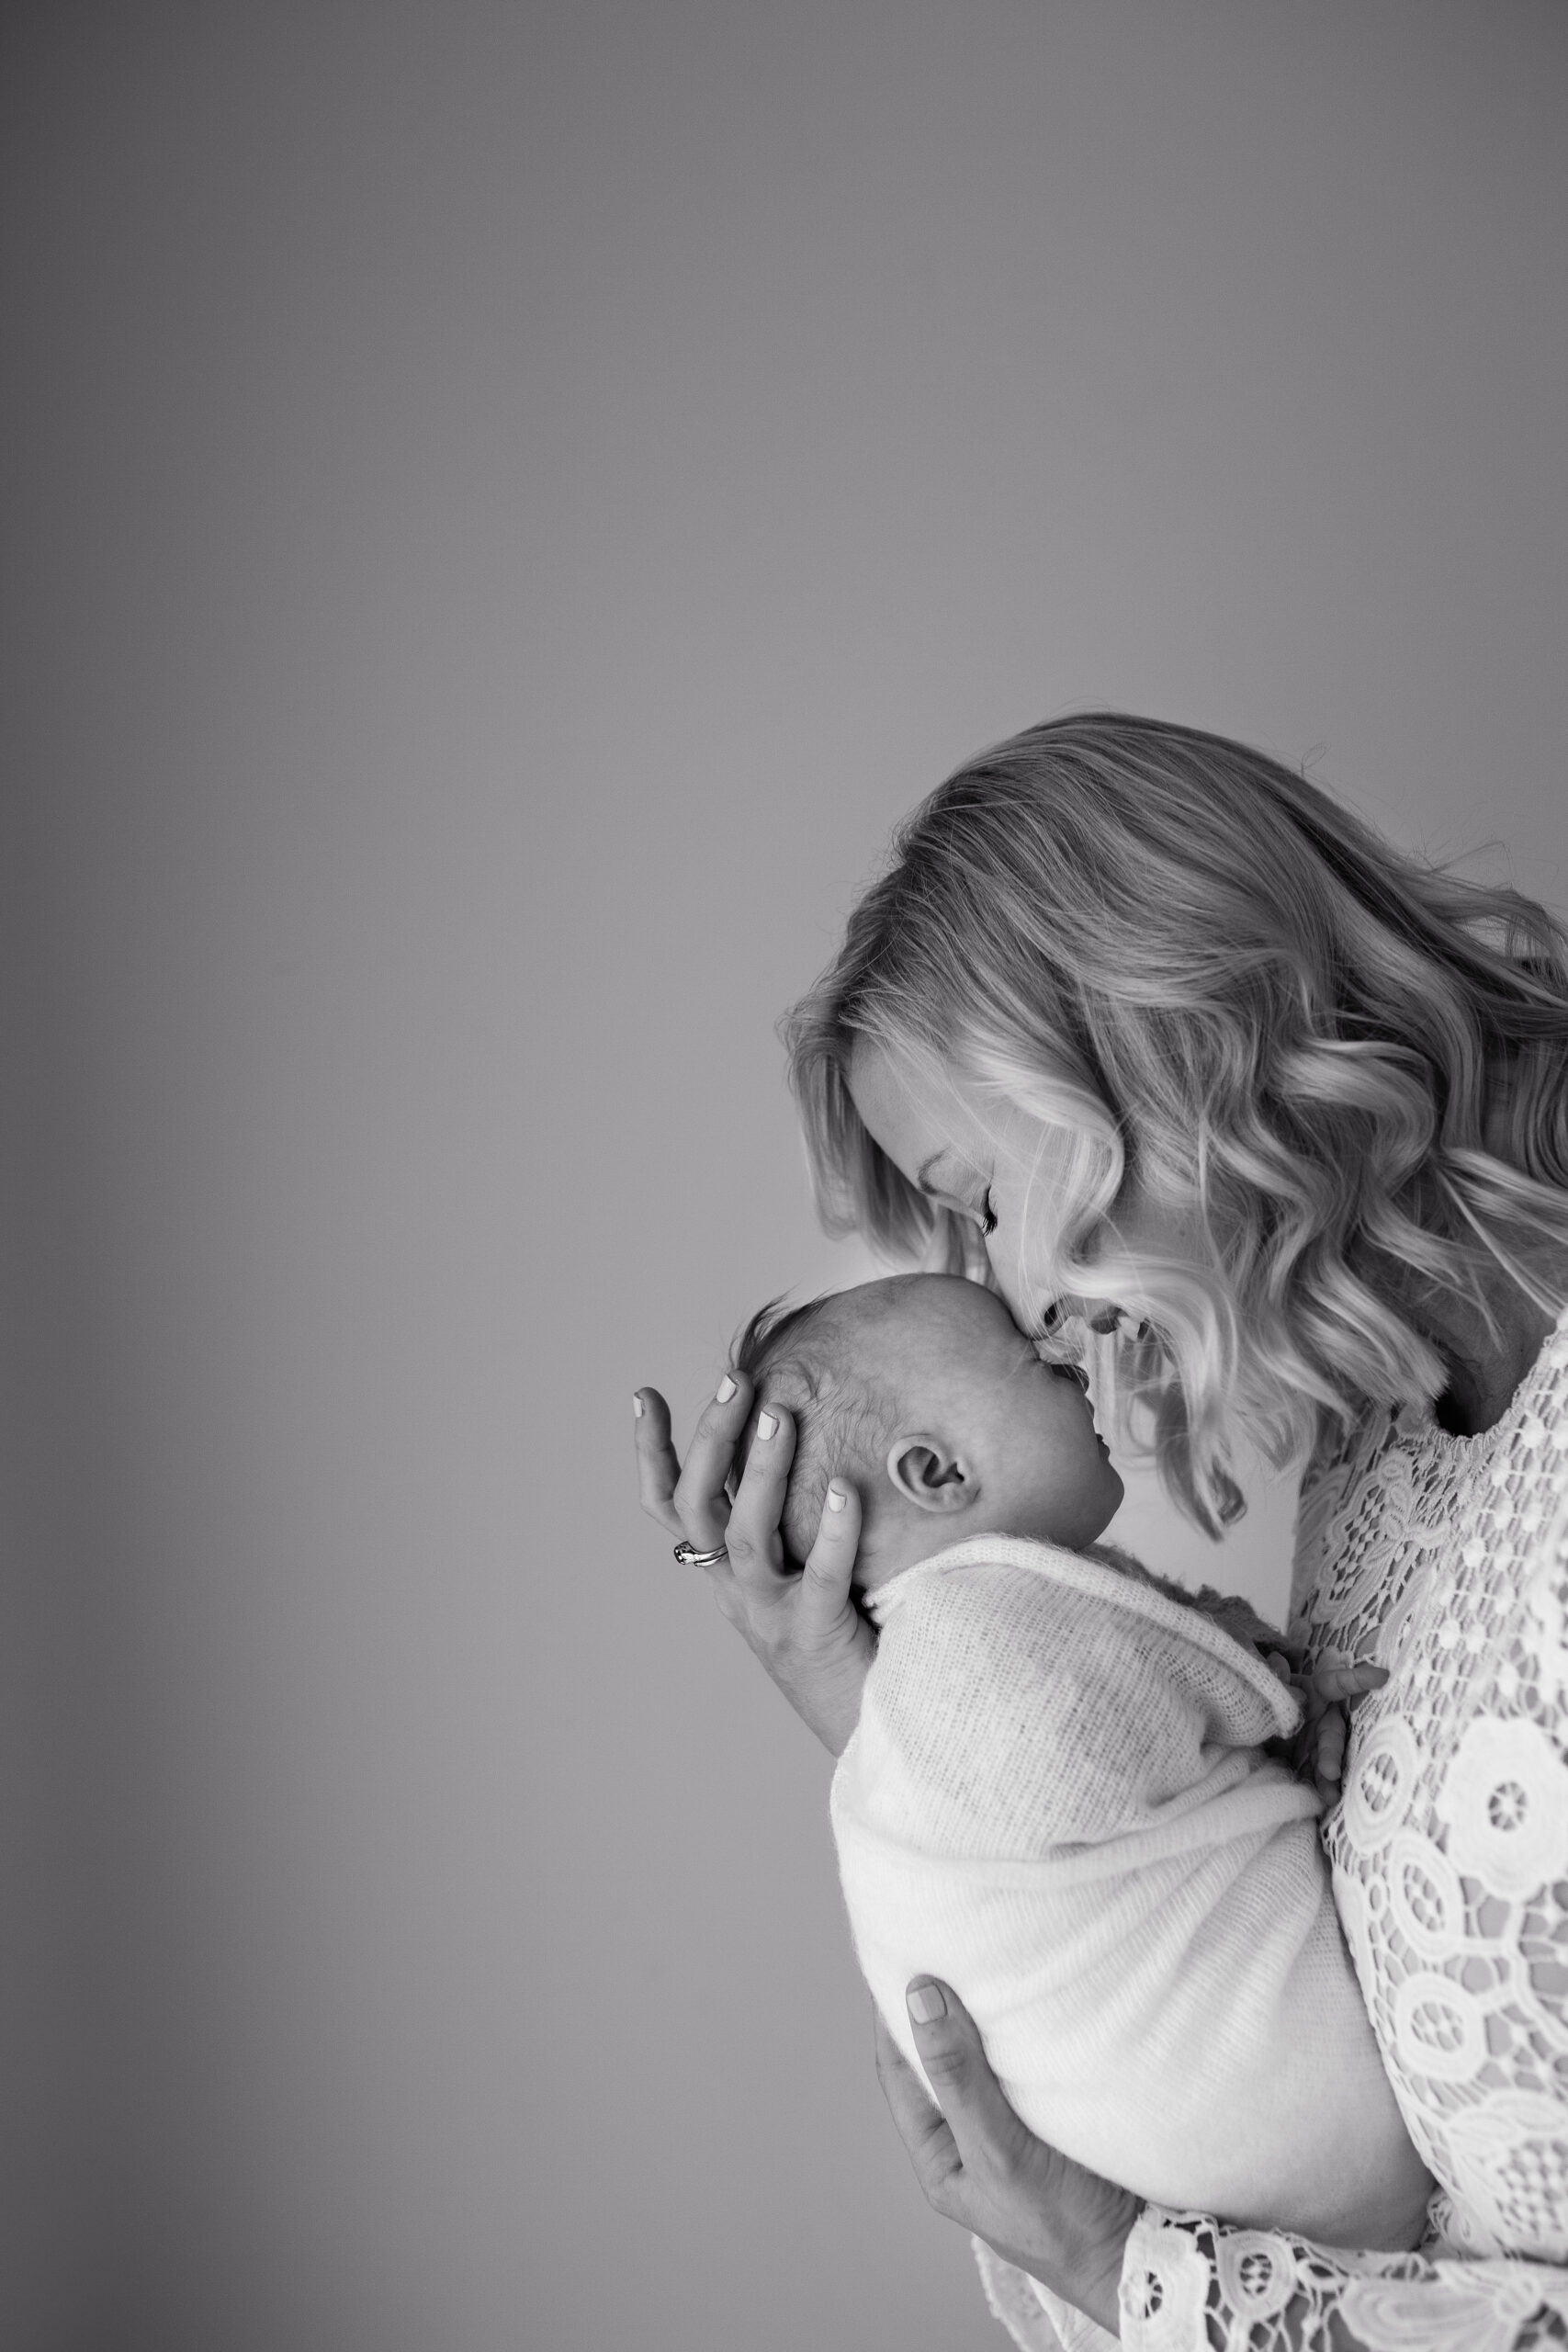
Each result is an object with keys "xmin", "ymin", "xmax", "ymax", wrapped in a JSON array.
[{"xmin": 831, "ymin": 1536, "xmax": 1432, "ymax": 2253}]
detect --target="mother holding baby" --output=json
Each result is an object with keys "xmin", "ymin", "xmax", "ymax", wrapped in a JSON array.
[{"xmin": 636, "ymin": 713, "xmax": 1568, "ymax": 2350}]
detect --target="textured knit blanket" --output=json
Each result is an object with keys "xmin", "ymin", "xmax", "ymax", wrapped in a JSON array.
[{"xmin": 831, "ymin": 1535, "xmax": 1432, "ymax": 2254}]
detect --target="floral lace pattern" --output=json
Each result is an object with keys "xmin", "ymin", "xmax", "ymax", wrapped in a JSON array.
[
  {"xmin": 1119, "ymin": 2208, "xmax": 1568, "ymax": 2351},
  {"xmin": 1116, "ymin": 1316, "xmax": 1568, "ymax": 2350}
]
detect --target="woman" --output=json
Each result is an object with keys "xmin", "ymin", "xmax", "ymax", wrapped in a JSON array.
[{"xmin": 636, "ymin": 713, "xmax": 1568, "ymax": 2349}]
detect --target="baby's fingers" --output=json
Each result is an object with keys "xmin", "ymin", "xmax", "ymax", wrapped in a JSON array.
[
  {"xmin": 1310, "ymin": 1660, "xmax": 1390, "ymax": 1707},
  {"xmin": 1314, "ymin": 1703, "xmax": 1349, "ymax": 1804}
]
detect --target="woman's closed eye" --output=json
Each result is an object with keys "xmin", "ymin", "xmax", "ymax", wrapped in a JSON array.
[{"xmin": 925, "ymin": 1178, "xmax": 996, "ymax": 1237}]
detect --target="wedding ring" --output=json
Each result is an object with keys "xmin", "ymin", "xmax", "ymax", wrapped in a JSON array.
[{"xmin": 673, "ymin": 1540, "xmax": 729, "ymax": 1568}]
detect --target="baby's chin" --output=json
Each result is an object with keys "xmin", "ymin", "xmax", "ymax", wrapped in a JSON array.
[{"xmin": 1010, "ymin": 1490, "xmax": 1124, "ymax": 1555}]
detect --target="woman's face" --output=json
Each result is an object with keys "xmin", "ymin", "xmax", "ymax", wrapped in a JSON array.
[{"xmin": 847, "ymin": 1037, "xmax": 1193, "ymax": 1342}]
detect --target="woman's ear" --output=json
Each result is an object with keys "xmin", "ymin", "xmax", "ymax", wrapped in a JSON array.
[{"xmin": 885, "ymin": 1434, "xmax": 974, "ymax": 1515}]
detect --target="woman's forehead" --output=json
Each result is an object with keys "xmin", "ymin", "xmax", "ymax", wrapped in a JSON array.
[
  {"xmin": 849, "ymin": 1035, "xmax": 1065, "ymax": 1189},
  {"xmin": 847, "ymin": 1037, "xmax": 980, "ymax": 1164}
]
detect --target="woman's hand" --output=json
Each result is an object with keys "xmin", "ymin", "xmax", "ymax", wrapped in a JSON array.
[
  {"xmin": 875, "ymin": 1979, "xmax": 1139, "ymax": 2337},
  {"xmin": 633, "ymin": 1374, "xmax": 875, "ymax": 1755}
]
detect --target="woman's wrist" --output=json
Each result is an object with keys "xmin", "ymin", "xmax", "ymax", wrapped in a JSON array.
[
  {"xmin": 785, "ymin": 1645, "xmax": 868, "ymax": 1754},
  {"xmin": 1024, "ymin": 2196, "xmax": 1136, "ymax": 2335},
  {"xmin": 1074, "ymin": 2214, "xmax": 1136, "ymax": 2336}
]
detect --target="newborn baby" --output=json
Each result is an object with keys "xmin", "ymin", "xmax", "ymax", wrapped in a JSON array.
[{"xmin": 730, "ymin": 1273, "xmax": 1431, "ymax": 2257}]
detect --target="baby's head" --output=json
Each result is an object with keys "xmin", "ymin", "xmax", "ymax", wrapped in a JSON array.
[{"xmin": 730, "ymin": 1274, "xmax": 1124, "ymax": 1590}]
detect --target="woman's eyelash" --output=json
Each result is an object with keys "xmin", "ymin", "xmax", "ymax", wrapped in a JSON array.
[{"xmin": 980, "ymin": 1191, "xmax": 998, "ymax": 1238}]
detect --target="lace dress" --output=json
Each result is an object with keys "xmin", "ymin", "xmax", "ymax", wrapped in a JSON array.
[{"xmin": 1111, "ymin": 1309, "xmax": 1568, "ymax": 2350}]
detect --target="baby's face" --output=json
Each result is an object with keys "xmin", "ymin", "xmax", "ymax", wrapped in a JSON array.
[{"xmin": 845, "ymin": 1273, "xmax": 1125, "ymax": 1559}]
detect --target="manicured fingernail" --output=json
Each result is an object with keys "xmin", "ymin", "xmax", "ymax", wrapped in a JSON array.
[
  {"xmin": 757, "ymin": 1410, "xmax": 777, "ymax": 1441},
  {"xmin": 716, "ymin": 1375, "xmax": 737, "ymax": 1404},
  {"xmin": 908, "ymin": 1982, "xmax": 946, "ymax": 2026},
  {"xmin": 632, "ymin": 1393, "xmax": 644, "ymax": 1419},
  {"xmin": 827, "ymin": 1483, "xmax": 847, "ymax": 1512}
]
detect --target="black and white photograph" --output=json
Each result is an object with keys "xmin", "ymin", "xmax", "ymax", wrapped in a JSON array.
[{"xmin": 6, "ymin": 6, "xmax": 1568, "ymax": 2347}]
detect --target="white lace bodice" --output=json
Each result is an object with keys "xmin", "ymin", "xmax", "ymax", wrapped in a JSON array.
[{"xmin": 1114, "ymin": 1311, "xmax": 1568, "ymax": 2351}]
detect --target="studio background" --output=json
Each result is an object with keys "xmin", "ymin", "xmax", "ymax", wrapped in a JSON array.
[{"xmin": 4, "ymin": 5, "xmax": 1565, "ymax": 2347}]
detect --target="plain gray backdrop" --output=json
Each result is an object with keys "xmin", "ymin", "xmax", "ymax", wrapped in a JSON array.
[{"xmin": 4, "ymin": 5, "xmax": 1566, "ymax": 2347}]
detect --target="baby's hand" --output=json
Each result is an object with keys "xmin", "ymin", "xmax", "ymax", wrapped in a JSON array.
[
  {"xmin": 1137, "ymin": 1581, "xmax": 1388, "ymax": 1804},
  {"xmin": 1289, "ymin": 1658, "xmax": 1390, "ymax": 1806}
]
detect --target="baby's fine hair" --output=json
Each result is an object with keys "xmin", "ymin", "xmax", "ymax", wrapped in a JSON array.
[
  {"xmin": 782, "ymin": 710, "xmax": 1568, "ymax": 1534},
  {"xmin": 728, "ymin": 1292, "xmax": 901, "ymax": 1566}
]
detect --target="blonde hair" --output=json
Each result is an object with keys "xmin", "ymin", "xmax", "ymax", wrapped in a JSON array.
[{"xmin": 783, "ymin": 712, "xmax": 1568, "ymax": 1533}]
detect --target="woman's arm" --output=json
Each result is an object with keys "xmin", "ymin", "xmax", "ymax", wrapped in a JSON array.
[
  {"xmin": 884, "ymin": 1982, "xmax": 1568, "ymax": 2352},
  {"xmin": 633, "ymin": 1378, "xmax": 874, "ymax": 1754}
]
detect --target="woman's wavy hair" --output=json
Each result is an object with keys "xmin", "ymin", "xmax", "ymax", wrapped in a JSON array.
[{"xmin": 782, "ymin": 712, "xmax": 1568, "ymax": 1533}]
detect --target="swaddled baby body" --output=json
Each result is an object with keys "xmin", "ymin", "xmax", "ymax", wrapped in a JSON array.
[{"xmin": 730, "ymin": 1274, "xmax": 1432, "ymax": 2256}]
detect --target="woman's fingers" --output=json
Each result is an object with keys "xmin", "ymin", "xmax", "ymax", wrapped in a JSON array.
[
  {"xmin": 879, "ymin": 1977, "xmax": 1138, "ymax": 2335},
  {"xmin": 637, "ymin": 1379, "xmax": 873, "ymax": 1752},
  {"xmin": 667, "ymin": 1369, "xmax": 754, "ymax": 1550},
  {"xmin": 872, "ymin": 2007, "xmax": 965, "ymax": 2219},
  {"xmin": 901, "ymin": 1980, "xmax": 1043, "ymax": 2196},
  {"xmin": 798, "ymin": 1478, "xmax": 863, "ymax": 1634},
  {"xmin": 632, "ymin": 1388, "xmax": 686, "ymax": 1537},
  {"xmin": 723, "ymin": 1398, "xmax": 798, "ymax": 1591}
]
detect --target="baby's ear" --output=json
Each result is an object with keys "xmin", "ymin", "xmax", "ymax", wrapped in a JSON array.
[{"xmin": 885, "ymin": 1434, "xmax": 971, "ymax": 1514}]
